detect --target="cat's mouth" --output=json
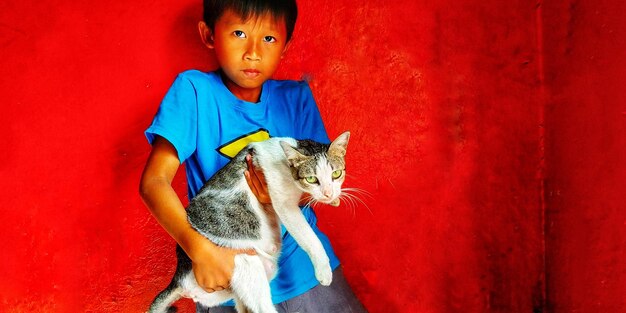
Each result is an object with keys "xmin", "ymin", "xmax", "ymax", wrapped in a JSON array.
[
  {"xmin": 313, "ymin": 196, "xmax": 341, "ymax": 207},
  {"xmin": 318, "ymin": 197, "xmax": 340, "ymax": 206}
]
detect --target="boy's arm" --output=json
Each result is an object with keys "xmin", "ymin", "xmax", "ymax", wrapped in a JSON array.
[{"xmin": 139, "ymin": 136, "xmax": 252, "ymax": 292}]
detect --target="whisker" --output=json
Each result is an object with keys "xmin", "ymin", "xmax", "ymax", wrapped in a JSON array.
[
  {"xmin": 341, "ymin": 187, "xmax": 372, "ymax": 200},
  {"xmin": 351, "ymin": 194, "xmax": 372, "ymax": 215},
  {"xmin": 350, "ymin": 199, "xmax": 356, "ymax": 218},
  {"xmin": 339, "ymin": 195, "xmax": 355, "ymax": 214},
  {"xmin": 301, "ymin": 194, "xmax": 318, "ymax": 209},
  {"xmin": 344, "ymin": 173, "xmax": 358, "ymax": 180},
  {"xmin": 339, "ymin": 194, "xmax": 356, "ymax": 218},
  {"xmin": 339, "ymin": 188, "xmax": 374, "ymax": 216},
  {"xmin": 342, "ymin": 187, "xmax": 373, "ymax": 198}
]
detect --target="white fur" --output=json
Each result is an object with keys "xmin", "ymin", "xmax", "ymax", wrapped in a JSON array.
[
  {"xmin": 150, "ymin": 137, "xmax": 336, "ymax": 313},
  {"xmin": 307, "ymin": 154, "xmax": 345, "ymax": 204},
  {"xmin": 178, "ymin": 255, "xmax": 277, "ymax": 312},
  {"xmin": 255, "ymin": 138, "xmax": 334, "ymax": 286}
]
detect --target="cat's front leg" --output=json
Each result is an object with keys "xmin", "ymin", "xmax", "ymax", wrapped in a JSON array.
[
  {"xmin": 273, "ymin": 202, "xmax": 332, "ymax": 286},
  {"xmin": 311, "ymin": 249, "xmax": 333, "ymax": 286}
]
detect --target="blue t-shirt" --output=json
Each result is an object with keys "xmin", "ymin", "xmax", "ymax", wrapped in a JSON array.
[{"xmin": 145, "ymin": 70, "xmax": 340, "ymax": 304}]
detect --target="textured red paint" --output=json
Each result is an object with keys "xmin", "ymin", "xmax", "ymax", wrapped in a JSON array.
[
  {"xmin": 0, "ymin": 0, "xmax": 623, "ymax": 312},
  {"xmin": 542, "ymin": 0, "xmax": 626, "ymax": 311}
]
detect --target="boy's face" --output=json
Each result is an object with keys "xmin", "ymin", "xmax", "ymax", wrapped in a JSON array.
[{"xmin": 204, "ymin": 9, "xmax": 289, "ymax": 101}]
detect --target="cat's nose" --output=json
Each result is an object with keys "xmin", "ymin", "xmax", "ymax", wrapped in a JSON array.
[{"xmin": 323, "ymin": 188, "xmax": 333, "ymax": 198}]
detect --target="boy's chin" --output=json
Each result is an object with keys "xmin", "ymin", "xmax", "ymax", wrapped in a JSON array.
[{"xmin": 233, "ymin": 76, "xmax": 267, "ymax": 89}]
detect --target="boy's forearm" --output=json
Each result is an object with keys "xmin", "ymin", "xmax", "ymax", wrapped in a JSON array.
[{"xmin": 139, "ymin": 177, "xmax": 216, "ymax": 258}]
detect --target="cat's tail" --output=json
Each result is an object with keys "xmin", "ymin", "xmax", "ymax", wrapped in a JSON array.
[{"xmin": 147, "ymin": 283, "xmax": 183, "ymax": 313}]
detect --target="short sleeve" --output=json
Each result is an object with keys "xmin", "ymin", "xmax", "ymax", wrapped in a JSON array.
[
  {"xmin": 145, "ymin": 74, "xmax": 198, "ymax": 163},
  {"xmin": 297, "ymin": 83, "xmax": 330, "ymax": 143}
]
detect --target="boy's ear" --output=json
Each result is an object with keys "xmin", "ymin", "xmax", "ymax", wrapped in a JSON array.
[{"xmin": 198, "ymin": 21, "xmax": 215, "ymax": 49}]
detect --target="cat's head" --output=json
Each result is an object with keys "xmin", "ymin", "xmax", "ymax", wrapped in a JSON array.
[{"xmin": 280, "ymin": 131, "xmax": 350, "ymax": 206}]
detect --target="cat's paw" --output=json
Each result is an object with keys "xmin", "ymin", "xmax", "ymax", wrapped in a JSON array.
[{"xmin": 314, "ymin": 262, "xmax": 333, "ymax": 286}]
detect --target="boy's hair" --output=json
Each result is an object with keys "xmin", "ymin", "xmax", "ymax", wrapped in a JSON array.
[{"xmin": 203, "ymin": 0, "xmax": 298, "ymax": 42}]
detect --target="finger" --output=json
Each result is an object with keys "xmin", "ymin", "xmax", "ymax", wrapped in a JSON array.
[
  {"xmin": 246, "ymin": 156, "xmax": 259, "ymax": 181},
  {"xmin": 244, "ymin": 170, "xmax": 257, "ymax": 193},
  {"xmin": 247, "ymin": 169, "xmax": 262, "ymax": 192},
  {"xmin": 247, "ymin": 155, "xmax": 266, "ymax": 185},
  {"xmin": 245, "ymin": 159, "xmax": 265, "ymax": 194},
  {"xmin": 253, "ymin": 165, "xmax": 268, "ymax": 187},
  {"xmin": 241, "ymin": 248, "xmax": 257, "ymax": 255},
  {"xmin": 204, "ymin": 287, "xmax": 215, "ymax": 293},
  {"xmin": 246, "ymin": 154, "xmax": 256, "ymax": 174},
  {"xmin": 245, "ymin": 170, "xmax": 266, "ymax": 204},
  {"xmin": 245, "ymin": 155, "xmax": 271, "ymax": 203}
]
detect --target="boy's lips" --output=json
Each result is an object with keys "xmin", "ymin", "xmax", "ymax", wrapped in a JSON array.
[{"xmin": 243, "ymin": 69, "xmax": 261, "ymax": 78}]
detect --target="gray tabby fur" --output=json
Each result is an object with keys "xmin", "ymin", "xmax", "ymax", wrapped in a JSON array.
[{"xmin": 148, "ymin": 131, "xmax": 351, "ymax": 313}]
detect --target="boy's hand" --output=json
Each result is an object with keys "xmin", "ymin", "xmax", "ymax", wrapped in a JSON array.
[
  {"xmin": 189, "ymin": 235, "xmax": 255, "ymax": 293},
  {"xmin": 244, "ymin": 154, "xmax": 271, "ymax": 204}
]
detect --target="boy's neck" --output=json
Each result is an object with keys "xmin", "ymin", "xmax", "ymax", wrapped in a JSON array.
[{"xmin": 220, "ymin": 70, "xmax": 263, "ymax": 103}]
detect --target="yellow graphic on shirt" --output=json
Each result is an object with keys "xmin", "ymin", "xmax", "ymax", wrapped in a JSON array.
[{"xmin": 217, "ymin": 128, "xmax": 271, "ymax": 159}]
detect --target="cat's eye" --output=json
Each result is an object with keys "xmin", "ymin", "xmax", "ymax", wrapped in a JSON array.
[
  {"xmin": 305, "ymin": 176, "xmax": 318, "ymax": 184},
  {"xmin": 332, "ymin": 170, "xmax": 343, "ymax": 179}
]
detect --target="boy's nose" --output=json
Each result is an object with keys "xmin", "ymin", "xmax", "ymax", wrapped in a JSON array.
[{"xmin": 244, "ymin": 41, "xmax": 261, "ymax": 61}]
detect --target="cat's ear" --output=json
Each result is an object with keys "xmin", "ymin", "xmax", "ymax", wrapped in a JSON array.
[
  {"xmin": 280, "ymin": 141, "xmax": 308, "ymax": 167},
  {"xmin": 328, "ymin": 131, "xmax": 350, "ymax": 158}
]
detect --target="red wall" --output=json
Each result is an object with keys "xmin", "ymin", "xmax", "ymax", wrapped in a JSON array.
[
  {"xmin": 0, "ymin": 0, "xmax": 623, "ymax": 312},
  {"xmin": 542, "ymin": 0, "xmax": 626, "ymax": 311}
]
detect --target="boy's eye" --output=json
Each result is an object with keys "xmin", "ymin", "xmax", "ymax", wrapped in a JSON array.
[
  {"xmin": 332, "ymin": 170, "xmax": 343, "ymax": 179},
  {"xmin": 263, "ymin": 36, "xmax": 276, "ymax": 43},
  {"xmin": 233, "ymin": 30, "xmax": 246, "ymax": 38},
  {"xmin": 305, "ymin": 176, "xmax": 318, "ymax": 184}
]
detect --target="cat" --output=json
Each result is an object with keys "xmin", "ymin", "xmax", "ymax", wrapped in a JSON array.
[{"xmin": 148, "ymin": 131, "xmax": 351, "ymax": 313}]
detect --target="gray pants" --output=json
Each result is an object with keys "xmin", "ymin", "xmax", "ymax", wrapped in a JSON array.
[{"xmin": 207, "ymin": 267, "xmax": 367, "ymax": 313}]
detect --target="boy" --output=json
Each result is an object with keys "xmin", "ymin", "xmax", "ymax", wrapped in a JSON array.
[{"xmin": 139, "ymin": 0, "xmax": 366, "ymax": 312}]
